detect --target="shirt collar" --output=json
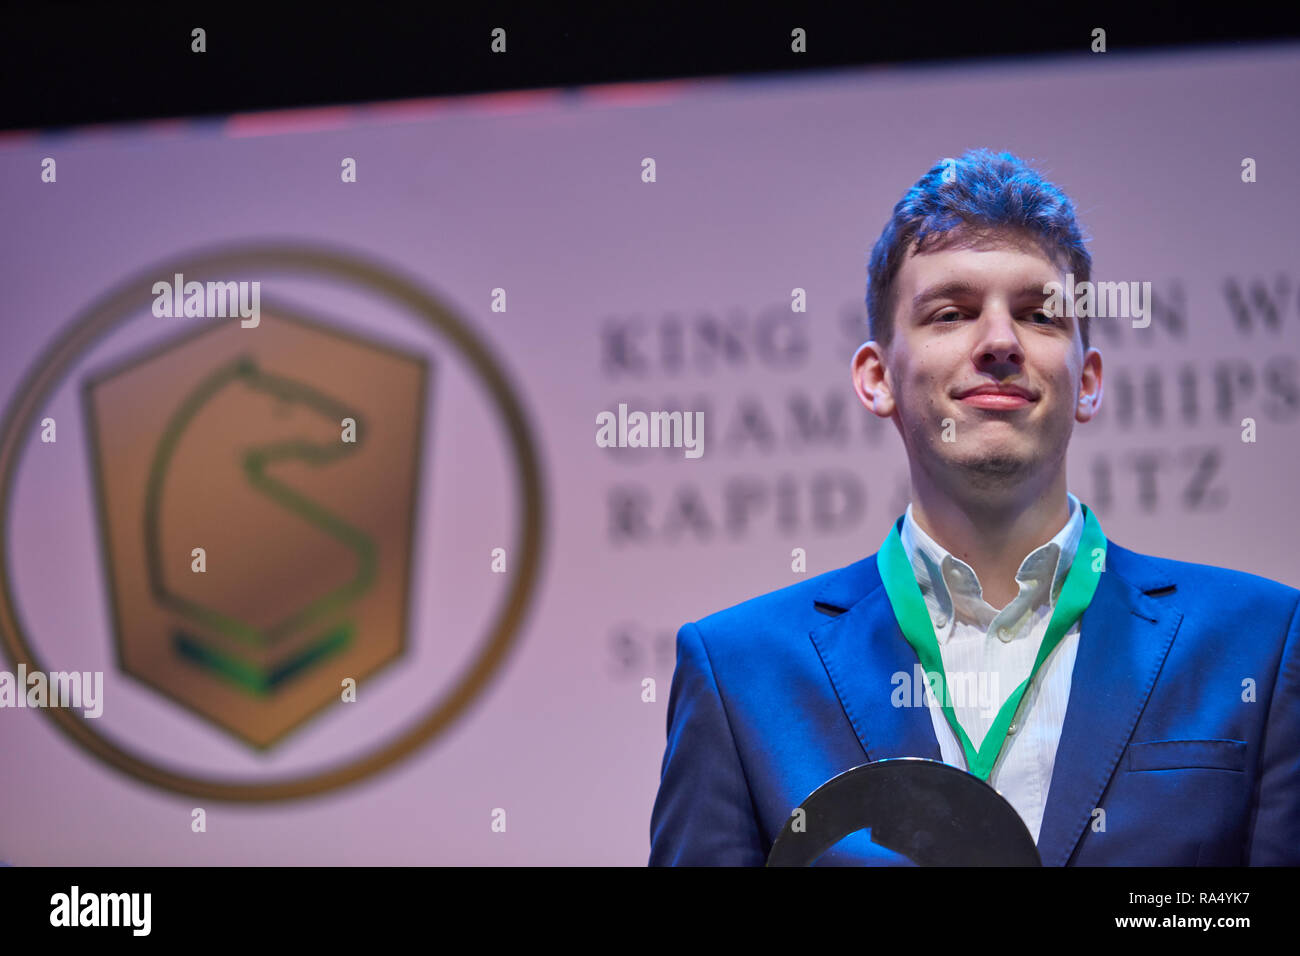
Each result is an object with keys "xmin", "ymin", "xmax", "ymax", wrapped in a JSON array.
[{"xmin": 898, "ymin": 492, "xmax": 1084, "ymax": 645}]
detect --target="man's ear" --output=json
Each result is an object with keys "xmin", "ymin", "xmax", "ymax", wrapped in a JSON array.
[
  {"xmin": 852, "ymin": 341, "xmax": 895, "ymax": 418},
  {"xmin": 1075, "ymin": 346, "xmax": 1103, "ymax": 423}
]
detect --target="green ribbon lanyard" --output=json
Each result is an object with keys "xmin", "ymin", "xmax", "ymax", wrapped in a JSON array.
[{"xmin": 877, "ymin": 503, "xmax": 1107, "ymax": 781}]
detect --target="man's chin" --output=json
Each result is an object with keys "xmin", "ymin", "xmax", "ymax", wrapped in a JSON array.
[{"xmin": 948, "ymin": 452, "xmax": 1035, "ymax": 484}]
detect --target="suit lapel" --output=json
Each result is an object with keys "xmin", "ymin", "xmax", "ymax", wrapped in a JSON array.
[
  {"xmin": 807, "ymin": 538, "xmax": 1183, "ymax": 867},
  {"xmin": 1035, "ymin": 543, "xmax": 1182, "ymax": 866},
  {"xmin": 809, "ymin": 553, "xmax": 943, "ymax": 764}
]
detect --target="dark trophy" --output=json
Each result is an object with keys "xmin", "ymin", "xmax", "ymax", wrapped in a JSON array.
[{"xmin": 766, "ymin": 758, "xmax": 1042, "ymax": 866}]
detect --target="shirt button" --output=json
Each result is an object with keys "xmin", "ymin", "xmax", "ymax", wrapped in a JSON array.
[
  {"xmin": 997, "ymin": 626, "xmax": 1011, "ymax": 641},
  {"xmin": 1008, "ymin": 722, "xmax": 1019, "ymax": 734},
  {"xmin": 934, "ymin": 613, "xmax": 948, "ymax": 627}
]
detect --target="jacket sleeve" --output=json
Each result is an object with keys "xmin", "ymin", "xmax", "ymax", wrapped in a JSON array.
[
  {"xmin": 648, "ymin": 621, "xmax": 767, "ymax": 865},
  {"xmin": 1246, "ymin": 591, "xmax": 1300, "ymax": 865}
]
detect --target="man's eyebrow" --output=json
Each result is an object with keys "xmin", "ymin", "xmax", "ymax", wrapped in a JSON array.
[{"xmin": 910, "ymin": 280, "xmax": 1054, "ymax": 313}]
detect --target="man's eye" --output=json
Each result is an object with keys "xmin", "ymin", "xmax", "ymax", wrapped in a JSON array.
[
  {"xmin": 935, "ymin": 310, "xmax": 962, "ymax": 322},
  {"xmin": 1030, "ymin": 311, "xmax": 1056, "ymax": 324}
]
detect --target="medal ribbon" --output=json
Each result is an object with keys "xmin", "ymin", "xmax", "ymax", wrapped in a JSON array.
[{"xmin": 877, "ymin": 503, "xmax": 1106, "ymax": 781}]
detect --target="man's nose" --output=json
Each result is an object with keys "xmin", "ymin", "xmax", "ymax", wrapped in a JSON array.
[{"xmin": 973, "ymin": 309, "xmax": 1024, "ymax": 370}]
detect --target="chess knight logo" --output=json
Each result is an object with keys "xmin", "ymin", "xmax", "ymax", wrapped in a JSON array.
[
  {"xmin": 85, "ymin": 311, "xmax": 425, "ymax": 749},
  {"xmin": 0, "ymin": 244, "xmax": 545, "ymax": 799}
]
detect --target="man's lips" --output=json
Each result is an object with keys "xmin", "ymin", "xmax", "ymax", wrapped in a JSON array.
[{"xmin": 954, "ymin": 385, "xmax": 1037, "ymax": 409}]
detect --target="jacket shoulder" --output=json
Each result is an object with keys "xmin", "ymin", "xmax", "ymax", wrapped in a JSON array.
[
  {"xmin": 1106, "ymin": 539, "xmax": 1300, "ymax": 610},
  {"xmin": 688, "ymin": 553, "xmax": 881, "ymax": 644}
]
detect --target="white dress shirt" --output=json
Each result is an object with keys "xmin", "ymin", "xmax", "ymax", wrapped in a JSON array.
[{"xmin": 899, "ymin": 492, "xmax": 1085, "ymax": 844}]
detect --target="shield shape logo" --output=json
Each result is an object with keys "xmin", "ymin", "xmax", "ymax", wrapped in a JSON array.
[
  {"xmin": 83, "ymin": 308, "xmax": 426, "ymax": 748},
  {"xmin": 0, "ymin": 244, "xmax": 545, "ymax": 800}
]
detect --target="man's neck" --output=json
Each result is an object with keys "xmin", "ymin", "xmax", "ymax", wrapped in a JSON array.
[{"xmin": 907, "ymin": 471, "xmax": 1071, "ymax": 610}]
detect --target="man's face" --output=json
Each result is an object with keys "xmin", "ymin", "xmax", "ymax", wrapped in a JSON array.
[{"xmin": 853, "ymin": 229, "xmax": 1103, "ymax": 498}]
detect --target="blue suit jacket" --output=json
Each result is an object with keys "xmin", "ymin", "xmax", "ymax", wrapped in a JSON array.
[{"xmin": 649, "ymin": 533, "xmax": 1300, "ymax": 865}]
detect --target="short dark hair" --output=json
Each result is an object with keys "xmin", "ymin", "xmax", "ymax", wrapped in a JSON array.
[{"xmin": 866, "ymin": 148, "xmax": 1092, "ymax": 352}]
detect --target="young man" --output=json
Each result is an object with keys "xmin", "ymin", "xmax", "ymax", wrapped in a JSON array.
[{"xmin": 649, "ymin": 149, "xmax": 1300, "ymax": 866}]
